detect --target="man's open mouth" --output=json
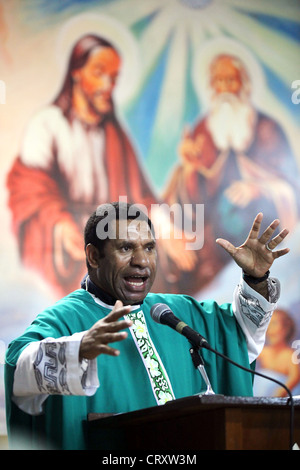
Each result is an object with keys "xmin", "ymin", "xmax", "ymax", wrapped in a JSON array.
[{"xmin": 124, "ymin": 275, "xmax": 149, "ymax": 289}]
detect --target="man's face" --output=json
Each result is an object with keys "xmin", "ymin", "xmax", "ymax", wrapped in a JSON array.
[
  {"xmin": 94, "ymin": 219, "xmax": 157, "ymax": 305},
  {"xmin": 73, "ymin": 46, "xmax": 121, "ymax": 115}
]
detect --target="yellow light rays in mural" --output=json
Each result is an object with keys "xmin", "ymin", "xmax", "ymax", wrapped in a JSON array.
[
  {"xmin": 129, "ymin": 0, "xmax": 223, "ymax": 100},
  {"xmin": 137, "ymin": 0, "xmax": 224, "ymax": 67},
  {"xmin": 137, "ymin": 4, "xmax": 180, "ymax": 86},
  {"xmin": 147, "ymin": 22, "xmax": 188, "ymax": 171},
  {"xmin": 102, "ymin": 0, "xmax": 163, "ymax": 26}
]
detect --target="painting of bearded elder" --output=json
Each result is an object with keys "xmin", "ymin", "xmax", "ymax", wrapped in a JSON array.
[{"xmin": 164, "ymin": 52, "xmax": 300, "ymax": 293}]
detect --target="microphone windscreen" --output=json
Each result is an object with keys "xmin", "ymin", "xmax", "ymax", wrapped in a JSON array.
[{"xmin": 150, "ymin": 303, "xmax": 171, "ymax": 323}]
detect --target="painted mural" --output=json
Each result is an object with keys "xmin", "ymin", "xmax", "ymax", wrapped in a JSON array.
[{"xmin": 0, "ymin": 0, "xmax": 300, "ymax": 436}]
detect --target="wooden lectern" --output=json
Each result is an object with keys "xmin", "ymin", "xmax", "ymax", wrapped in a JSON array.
[{"xmin": 86, "ymin": 395, "xmax": 300, "ymax": 450}]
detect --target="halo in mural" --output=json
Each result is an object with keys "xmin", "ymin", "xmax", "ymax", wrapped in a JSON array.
[
  {"xmin": 55, "ymin": 12, "xmax": 140, "ymax": 106},
  {"xmin": 192, "ymin": 36, "xmax": 266, "ymax": 110}
]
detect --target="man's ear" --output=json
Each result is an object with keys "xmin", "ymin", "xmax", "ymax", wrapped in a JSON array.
[{"xmin": 85, "ymin": 243, "xmax": 100, "ymax": 268}]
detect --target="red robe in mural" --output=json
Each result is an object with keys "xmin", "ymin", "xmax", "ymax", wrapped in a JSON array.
[{"xmin": 7, "ymin": 105, "xmax": 156, "ymax": 296}]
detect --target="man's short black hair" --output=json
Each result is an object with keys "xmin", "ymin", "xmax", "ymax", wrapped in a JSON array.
[{"xmin": 84, "ymin": 201, "xmax": 155, "ymax": 256}]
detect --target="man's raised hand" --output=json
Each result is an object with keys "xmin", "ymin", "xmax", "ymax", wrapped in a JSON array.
[{"xmin": 216, "ymin": 212, "xmax": 290, "ymax": 278}]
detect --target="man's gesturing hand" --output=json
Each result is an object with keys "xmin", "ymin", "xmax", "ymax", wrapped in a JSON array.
[
  {"xmin": 216, "ymin": 212, "xmax": 290, "ymax": 278},
  {"xmin": 79, "ymin": 300, "xmax": 133, "ymax": 360}
]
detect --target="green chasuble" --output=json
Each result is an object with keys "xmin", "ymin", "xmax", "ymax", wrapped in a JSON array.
[{"xmin": 5, "ymin": 289, "xmax": 254, "ymax": 450}]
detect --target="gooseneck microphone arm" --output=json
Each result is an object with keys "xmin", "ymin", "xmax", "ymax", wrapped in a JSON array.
[
  {"xmin": 189, "ymin": 346, "xmax": 215, "ymax": 396},
  {"xmin": 150, "ymin": 303, "xmax": 295, "ymax": 451}
]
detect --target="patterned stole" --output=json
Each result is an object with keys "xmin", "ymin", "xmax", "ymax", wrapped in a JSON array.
[{"xmin": 124, "ymin": 309, "xmax": 175, "ymax": 405}]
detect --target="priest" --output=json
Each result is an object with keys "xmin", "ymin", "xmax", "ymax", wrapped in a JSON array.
[{"xmin": 5, "ymin": 202, "xmax": 289, "ymax": 449}]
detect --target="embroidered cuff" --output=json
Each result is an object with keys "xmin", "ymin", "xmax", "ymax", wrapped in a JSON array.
[
  {"xmin": 238, "ymin": 276, "xmax": 280, "ymax": 328},
  {"xmin": 233, "ymin": 277, "xmax": 280, "ymax": 363},
  {"xmin": 13, "ymin": 333, "xmax": 99, "ymax": 399}
]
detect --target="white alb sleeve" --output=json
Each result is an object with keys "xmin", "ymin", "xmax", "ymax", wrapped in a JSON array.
[
  {"xmin": 12, "ymin": 332, "xmax": 99, "ymax": 415},
  {"xmin": 233, "ymin": 276, "xmax": 280, "ymax": 363}
]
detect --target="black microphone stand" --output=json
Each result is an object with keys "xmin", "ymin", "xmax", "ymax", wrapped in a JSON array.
[{"xmin": 189, "ymin": 346, "xmax": 215, "ymax": 396}]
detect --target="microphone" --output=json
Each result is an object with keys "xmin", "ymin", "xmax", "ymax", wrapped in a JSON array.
[
  {"xmin": 150, "ymin": 303, "xmax": 210, "ymax": 349},
  {"xmin": 150, "ymin": 302, "xmax": 296, "ymax": 451}
]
